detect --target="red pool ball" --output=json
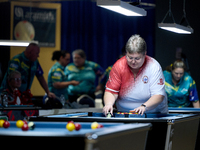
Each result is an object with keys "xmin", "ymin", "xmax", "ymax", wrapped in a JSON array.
[
  {"xmin": 75, "ymin": 123, "xmax": 81, "ymax": 131},
  {"xmin": 97, "ymin": 124, "xmax": 104, "ymax": 128},
  {"xmin": 22, "ymin": 124, "xmax": 29, "ymax": 131},
  {"xmin": 3, "ymin": 121, "xmax": 10, "ymax": 128},
  {"xmin": 23, "ymin": 120, "xmax": 28, "ymax": 125},
  {"xmin": 68, "ymin": 121, "xmax": 74, "ymax": 124}
]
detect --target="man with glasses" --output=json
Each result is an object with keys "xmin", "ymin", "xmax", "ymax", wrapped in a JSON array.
[
  {"xmin": 103, "ymin": 35, "xmax": 168, "ymax": 116},
  {"xmin": 1, "ymin": 70, "xmax": 39, "ymax": 120},
  {"xmin": 1, "ymin": 70, "xmax": 22, "ymax": 105}
]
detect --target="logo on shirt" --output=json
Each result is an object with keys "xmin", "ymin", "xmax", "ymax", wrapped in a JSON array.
[
  {"xmin": 10, "ymin": 63, "xmax": 18, "ymax": 69},
  {"xmin": 158, "ymin": 78, "xmax": 164, "ymax": 85},
  {"xmin": 142, "ymin": 76, "xmax": 148, "ymax": 83},
  {"xmin": 53, "ymin": 72, "xmax": 61, "ymax": 77}
]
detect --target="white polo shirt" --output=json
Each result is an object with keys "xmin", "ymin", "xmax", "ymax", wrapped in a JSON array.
[{"xmin": 105, "ymin": 56, "xmax": 168, "ymax": 113}]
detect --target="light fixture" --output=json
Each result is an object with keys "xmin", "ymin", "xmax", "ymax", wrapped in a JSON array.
[
  {"xmin": 158, "ymin": 23, "xmax": 193, "ymax": 34},
  {"xmin": 158, "ymin": 0, "xmax": 193, "ymax": 34},
  {"xmin": 0, "ymin": 40, "xmax": 39, "ymax": 47},
  {"xmin": 97, "ymin": 0, "xmax": 147, "ymax": 16}
]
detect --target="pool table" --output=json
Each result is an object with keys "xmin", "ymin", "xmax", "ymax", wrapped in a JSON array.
[
  {"xmin": 169, "ymin": 107, "xmax": 200, "ymax": 150},
  {"xmin": 0, "ymin": 105, "xmax": 40, "ymax": 121},
  {"xmin": 0, "ymin": 121, "xmax": 151, "ymax": 150},
  {"xmin": 30, "ymin": 112, "xmax": 200, "ymax": 150},
  {"xmin": 168, "ymin": 107, "xmax": 200, "ymax": 113}
]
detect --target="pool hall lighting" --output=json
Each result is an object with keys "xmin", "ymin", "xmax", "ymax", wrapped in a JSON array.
[
  {"xmin": 0, "ymin": 40, "xmax": 38, "ymax": 47},
  {"xmin": 97, "ymin": 0, "xmax": 147, "ymax": 16},
  {"xmin": 158, "ymin": 23, "xmax": 193, "ymax": 34},
  {"xmin": 158, "ymin": 0, "xmax": 193, "ymax": 34}
]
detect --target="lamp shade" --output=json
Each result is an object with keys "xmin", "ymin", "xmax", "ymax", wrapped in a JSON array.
[
  {"xmin": 158, "ymin": 23, "xmax": 193, "ymax": 34},
  {"xmin": 0, "ymin": 40, "xmax": 38, "ymax": 47},
  {"xmin": 97, "ymin": 0, "xmax": 147, "ymax": 16}
]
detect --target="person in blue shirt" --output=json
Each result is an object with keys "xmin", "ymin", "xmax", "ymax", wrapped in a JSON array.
[
  {"xmin": 163, "ymin": 60, "xmax": 199, "ymax": 108},
  {"xmin": 48, "ymin": 50, "xmax": 79, "ymax": 101},
  {"xmin": 64, "ymin": 49, "xmax": 104, "ymax": 106}
]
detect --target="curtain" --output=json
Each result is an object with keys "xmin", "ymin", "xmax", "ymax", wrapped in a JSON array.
[{"xmin": 60, "ymin": 0, "xmax": 155, "ymax": 69}]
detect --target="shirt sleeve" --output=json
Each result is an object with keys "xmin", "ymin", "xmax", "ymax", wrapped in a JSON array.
[
  {"xmin": 189, "ymin": 80, "xmax": 199, "ymax": 102},
  {"xmin": 35, "ymin": 62, "xmax": 44, "ymax": 77},
  {"xmin": 50, "ymin": 68, "xmax": 64, "ymax": 83}
]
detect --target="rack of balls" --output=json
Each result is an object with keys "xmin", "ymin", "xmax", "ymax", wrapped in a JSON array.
[{"xmin": 117, "ymin": 112, "xmax": 138, "ymax": 114}]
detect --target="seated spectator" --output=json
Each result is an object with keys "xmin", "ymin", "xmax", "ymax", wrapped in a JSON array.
[
  {"xmin": 1, "ymin": 70, "xmax": 23, "ymax": 105},
  {"xmin": 64, "ymin": 49, "xmax": 104, "ymax": 107},
  {"xmin": 163, "ymin": 60, "xmax": 199, "ymax": 108},
  {"xmin": 1, "ymin": 70, "xmax": 38, "ymax": 120}
]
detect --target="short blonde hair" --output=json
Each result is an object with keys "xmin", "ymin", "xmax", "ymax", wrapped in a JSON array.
[
  {"xmin": 171, "ymin": 60, "xmax": 186, "ymax": 71},
  {"xmin": 125, "ymin": 34, "xmax": 147, "ymax": 55}
]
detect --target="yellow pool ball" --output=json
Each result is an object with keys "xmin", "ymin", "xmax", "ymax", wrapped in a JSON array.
[
  {"xmin": 16, "ymin": 120, "xmax": 24, "ymax": 128},
  {"xmin": 91, "ymin": 122, "xmax": 99, "ymax": 129},
  {"xmin": 0, "ymin": 120, "xmax": 5, "ymax": 127},
  {"xmin": 66, "ymin": 122, "xmax": 75, "ymax": 131}
]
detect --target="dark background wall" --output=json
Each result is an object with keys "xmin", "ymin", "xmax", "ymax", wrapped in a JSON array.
[
  {"xmin": 60, "ymin": 0, "xmax": 155, "ymax": 69},
  {"xmin": 155, "ymin": 0, "xmax": 200, "ymax": 93}
]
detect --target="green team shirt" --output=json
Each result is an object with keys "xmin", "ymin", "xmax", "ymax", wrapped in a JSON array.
[
  {"xmin": 48, "ymin": 62, "xmax": 68, "ymax": 100},
  {"xmin": 163, "ymin": 70, "xmax": 199, "ymax": 107},
  {"xmin": 64, "ymin": 60, "xmax": 104, "ymax": 96},
  {"xmin": 0, "ymin": 52, "xmax": 43, "ymax": 93}
]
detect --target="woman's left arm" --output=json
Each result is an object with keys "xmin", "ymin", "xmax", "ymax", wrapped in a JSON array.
[{"xmin": 131, "ymin": 95, "xmax": 164, "ymax": 115}]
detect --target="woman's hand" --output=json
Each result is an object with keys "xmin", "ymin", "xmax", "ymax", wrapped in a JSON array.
[
  {"xmin": 103, "ymin": 104, "xmax": 113, "ymax": 116},
  {"xmin": 130, "ymin": 105, "xmax": 146, "ymax": 115}
]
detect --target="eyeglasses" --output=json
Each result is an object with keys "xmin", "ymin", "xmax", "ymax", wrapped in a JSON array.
[
  {"xmin": 11, "ymin": 78, "xmax": 21, "ymax": 81},
  {"xmin": 126, "ymin": 54, "xmax": 142, "ymax": 61}
]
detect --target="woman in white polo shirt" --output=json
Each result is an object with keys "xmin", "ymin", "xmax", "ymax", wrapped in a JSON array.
[{"xmin": 103, "ymin": 35, "xmax": 168, "ymax": 116}]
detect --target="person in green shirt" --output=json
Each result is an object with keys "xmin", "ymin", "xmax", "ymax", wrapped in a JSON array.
[
  {"xmin": 48, "ymin": 50, "xmax": 79, "ymax": 102},
  {"xmin": 64, "ymin": 49, "xmax": 104, "ymax": 106},
  {"xmin": 163, "ymin": 60, "xmax": 199, "ymax": 108}
]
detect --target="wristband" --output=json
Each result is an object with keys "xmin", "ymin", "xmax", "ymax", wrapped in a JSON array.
[{"xmin": 141, "ymin": 104, "xmax": 146, "ymax": 108}]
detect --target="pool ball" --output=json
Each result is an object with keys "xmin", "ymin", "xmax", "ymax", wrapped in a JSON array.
[
  {"xmin": 106, "ymin": 113, "xmax": 112, "ymax": 118},
  {"xmin": 66, "ymin": 122, "xmax": 75, "ymax": 131},
  {"xmin": 97, "ymin": 124, "xmax": 104, "ymax": 128},
  {"xmin": 28, "ymin": 122, "xmax": 35, "ymax": 130},
  {"xmin": 0, "ymin": 120, "xmax": 5, "ymax": 127},
  {"xmin": 23, "ymin": 120, "xmax": 28, "ymax": 125},
  {"xmin": 91, "ymin": 122, "xmax": 99, "ymax": 129},
  {"xmin": 68, "ymin": 121, "xmax": 74, "ymax": 124},
  {"xmin": 3, "ymin": 121, "xmax": 10, "ymax": 128},
  {"xmin": 22, "ymin": 124, "xmax": 29, "ymax": 131},
  {"xmin": 16, "ymin": 120, "xmax": 24, "ymax": 128},
  {"xmin": 75, "ymin": 123, "xmax": 81, "ymax": 131}
]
